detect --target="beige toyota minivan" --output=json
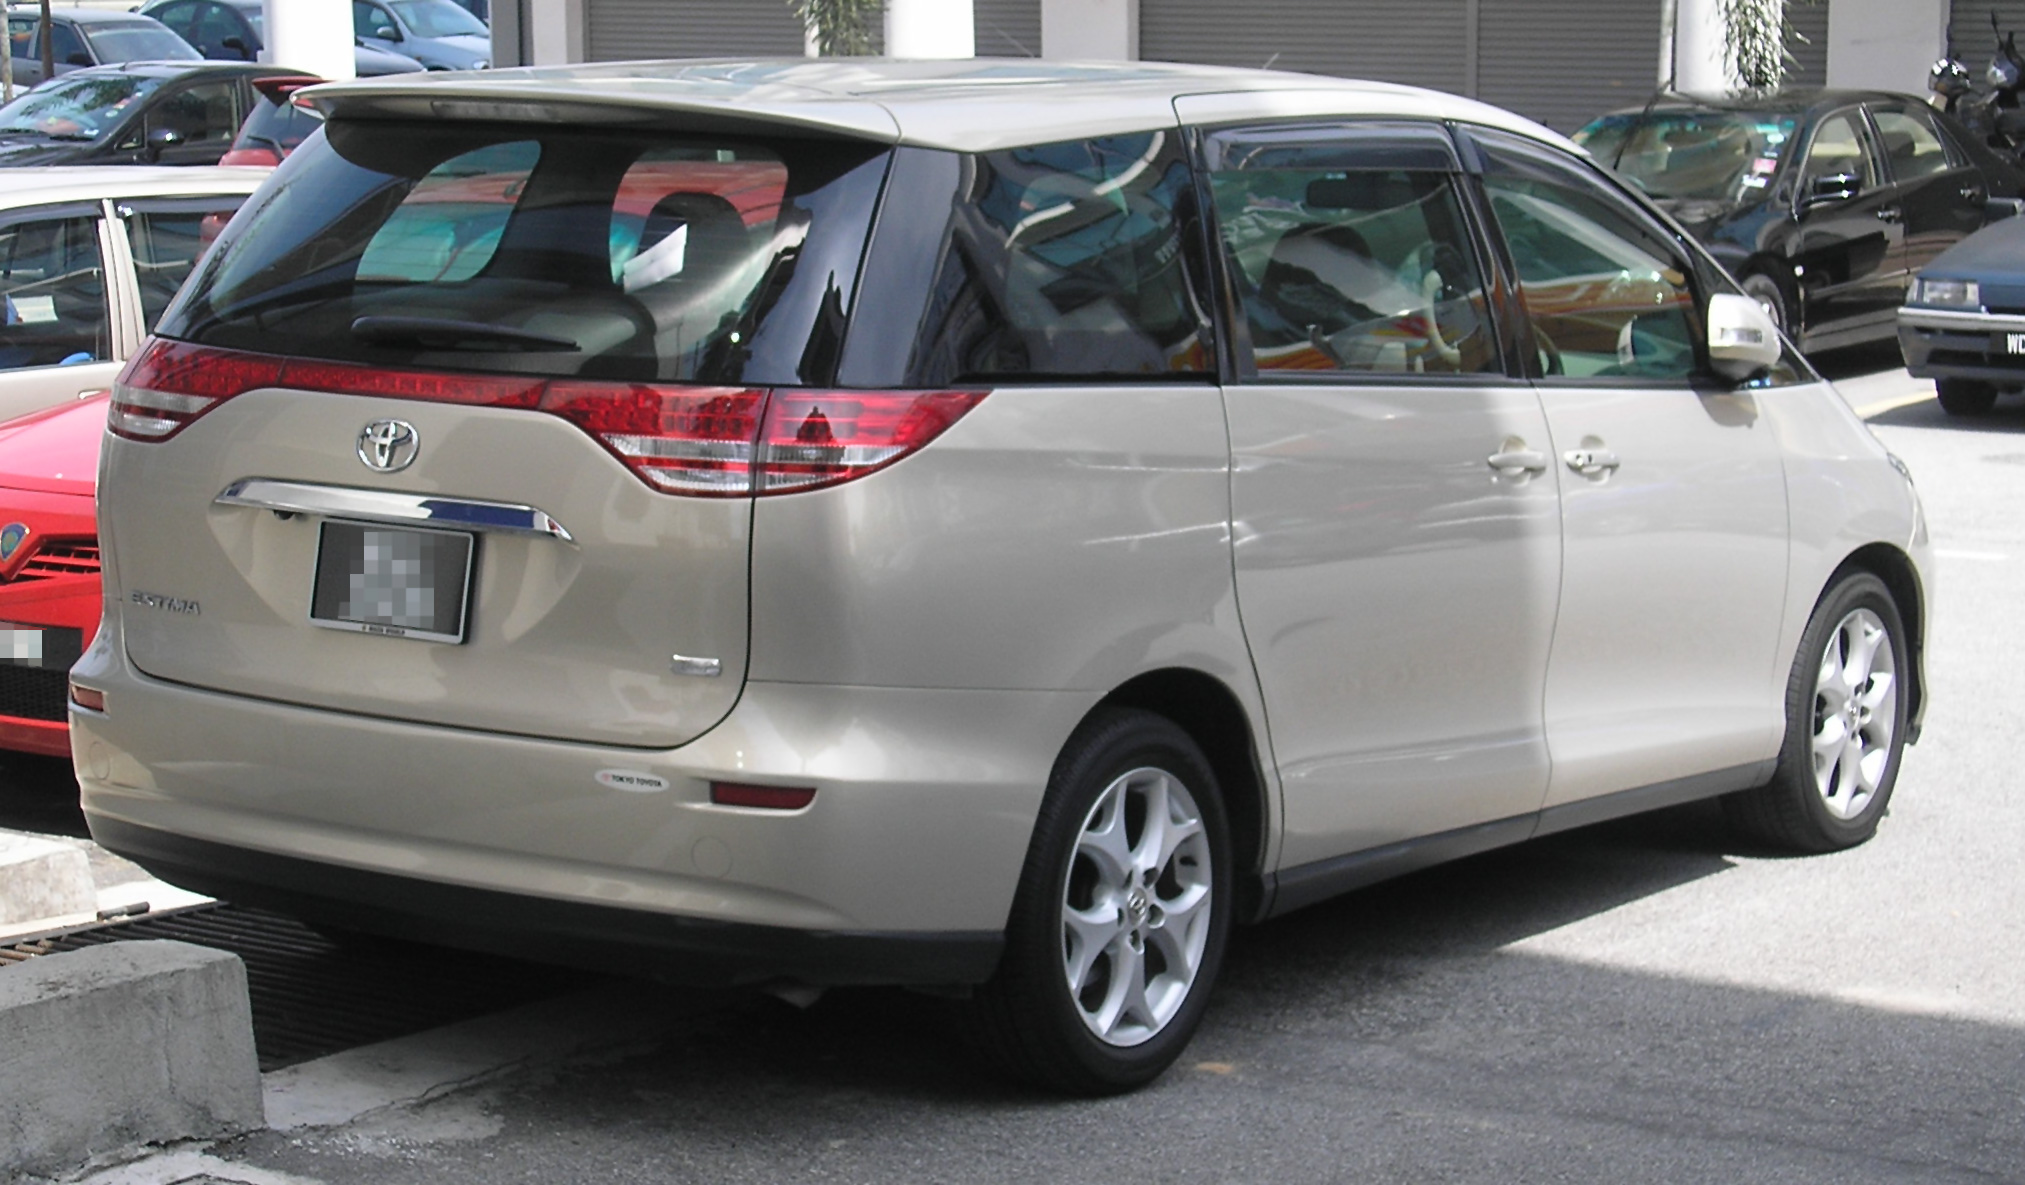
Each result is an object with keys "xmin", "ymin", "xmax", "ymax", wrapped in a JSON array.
[{"xmin": 74, "ymin": 59, "xmax": 1930, "ymax": 1094}]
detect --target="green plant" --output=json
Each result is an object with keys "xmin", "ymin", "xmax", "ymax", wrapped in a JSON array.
[
  {"xmin": 1720, "ymin": 0, "xmax": 1821, "ymax": 91},
  {"xmin": 791, "ymin": 0, "xmax": 883, "ymax": 56}
]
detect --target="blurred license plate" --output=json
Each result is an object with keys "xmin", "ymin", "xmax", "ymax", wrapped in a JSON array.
[
  {"xmin": 309, "ymin": 521, "xmax": 474, "ymax": 644},
  {"xmin": 0, "ymin": 623, "xmax": 82, "ymax": 670},
  {"xmin": 2002, "ymin": 332, "xmax": 2025, "ymax": 355}
]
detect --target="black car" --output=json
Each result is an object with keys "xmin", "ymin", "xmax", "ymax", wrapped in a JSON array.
[
  {"xmin": 139, "ymin": 0, "xmax": 425, "ymax": 77},
  {"xmin": 4, "ymin": 7, "xmax": 200, "ymax": 89},
  {"xmin": 1576, "ymin": 90, "xmax": 2025, "ymax": 354},
  {"xmin": 1897, "ymin": 208, "xmax": 2025, "ymax": 414},
  {"xmin": 0, "ymin": 61, "xmax": 311, "ymax": 167}
]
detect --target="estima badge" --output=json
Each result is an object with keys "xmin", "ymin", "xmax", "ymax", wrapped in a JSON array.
[{"xmin": 357, "ymin": 419, "xmax": 420, "ymax": 473}]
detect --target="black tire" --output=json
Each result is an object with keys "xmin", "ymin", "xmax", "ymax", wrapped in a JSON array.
[
  {"xmin": 965, "ymin": 707, "xmax": 1232, "ymax": 1095},
  {"xmin": 1739, "ymin": 270, "xmax": 1795, "ymax": 337},
  {"xmin": 1724, "ymin": 571, "xmax": 1909, "ymax": 853},
  {"xmin": 1936, "ymin": 378, "xmax": 1999, "ymax": 416}
]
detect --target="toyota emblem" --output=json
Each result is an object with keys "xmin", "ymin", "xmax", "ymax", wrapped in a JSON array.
[{"xmin": 357, "ymin": 419, "xmax": 420, "ymax": 473}]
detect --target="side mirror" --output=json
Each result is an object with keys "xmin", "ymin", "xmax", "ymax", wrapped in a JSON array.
[
  {"xmin": 143, "ymin": 126, "xmax": 184, "ymax": 161},
  {"xmin": 221, "ymin": 35, "xmax": 250, "ymax": 57},
  {"xmin": 372, "ymin": 24, "xmax": 399, "ymax": 40},
  {"xmin": 1804, "ymin": 172, "xmax": 1862, "ymax": 206},
  {"xmin": 64, "ymin": 52, "xmax": 93, "ymax": 67},
  {"xmin": 1707, "ymin": 292, "xmax": 1783, "ymax": 382},
  {"xmin": 1986, "ymin": 196, "xmax": 2025, "ymax": 221}
]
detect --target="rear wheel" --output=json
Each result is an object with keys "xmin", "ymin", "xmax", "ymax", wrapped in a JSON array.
[
  {"xmin": 966, "ymin": 708, "xmax": 1230, "ymax": 1094},
  {"xmin": 1725, "ymin": 571, "xmax": 1908, "ymax": 852},
  {"xmin": 1936, "ymin": 378, "xmax": 1999, "ymax": 416},
  {"xmin": 1739, "ymin": 270, "xmax": 1794, "ymax": 337}
]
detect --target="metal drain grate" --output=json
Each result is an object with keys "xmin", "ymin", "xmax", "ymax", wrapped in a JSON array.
[{"xmin": 2, "ymin": 903, "xmax": 605, "ymax": 1070}]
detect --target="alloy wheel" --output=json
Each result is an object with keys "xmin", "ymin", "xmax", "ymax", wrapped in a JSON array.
[{"xmin": 1811, "ymin": 607, "xmax": 1898, "ymax": 820}]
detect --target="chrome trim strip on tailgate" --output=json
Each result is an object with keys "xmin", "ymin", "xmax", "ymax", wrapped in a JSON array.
[{"xmin": 215, "ymin": 478, "xmax": 576, "ymax": 543}]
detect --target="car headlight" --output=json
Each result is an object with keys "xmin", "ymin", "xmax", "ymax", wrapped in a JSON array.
[{"xmin": 1913, "ymin": 277, "xmax": 1980, "ymax": 308}]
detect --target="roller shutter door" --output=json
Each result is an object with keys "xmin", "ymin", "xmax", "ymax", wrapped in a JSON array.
[
  {"xmin": 975, "ymin": 0, "xmax": 1041, "ymax": 56},
  {"xmin": 1477, "ymin": 0, "xmax": 1666, "ymax": 132},
  {"xmin": 1950, "ymin": 0, "xmax": 2025, "ymax": 65},
  {"xmin": 586, "ymin": 0, "xmax": 807, "ymax": 61},
  {"xmin": 1141, "ymin": 0, "xmax": 1471, "ymax": 96}
]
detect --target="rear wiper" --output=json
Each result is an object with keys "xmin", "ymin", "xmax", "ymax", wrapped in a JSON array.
[{"xmin": 350, "ymin": 316, "xmax": 577, "ymax": 352}]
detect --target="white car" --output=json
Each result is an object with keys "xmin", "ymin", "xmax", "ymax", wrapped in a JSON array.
[{"xmin": 0, "ymin": 167, "xmax": 267, "ymax": 424}]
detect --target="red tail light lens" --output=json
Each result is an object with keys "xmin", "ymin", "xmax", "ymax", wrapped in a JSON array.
[
  {"xmin": 757, "ymin": 390, "xmax": 987, "ymax": 494},
  {"xmin": 110, "ymin": 340, "xmax": 283, "ymax": 441},
  {"xmin": 107, "ymin": 340, "xmax": 984, "ymax": 496},
  {"xmin": 542, "ymin": 383, "xmax": 765, "ymax": 496},
  {"xmin": 711, "ymin": 782, "xmax": 817, "ymax": 810}
]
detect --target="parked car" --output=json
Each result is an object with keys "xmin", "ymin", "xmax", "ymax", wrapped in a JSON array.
[
  {"xmin": 4, "ymin": 6, "xmax": 200, "ymax": 90},
  {"xmin": 217, "ymin": 74, "xmax": 322, "ymax": 166},
  {"xmin": 352, "ymin": 0, "xmax": 489, "ymax": 70},
  {"xmin": 0, "ymin": 165, "xmax": 260, "ymax": 755},
  {"xmin": 140, "ymin": 0, "xmax": 425, "ymax": 78},
  {"xmin": 76, "ymin": 60, "xmax": 1929, "ymax": 1095},
  {"xmin": 0, "ymin": 61, "xmax": 310, "ymax": 167},
  {"xmin": 1897, "ymin": 205, "xmax": 2025, "ymax": 413},
  {"xmin": 1575, "ymin": 89, "xmax": 2025, "ymax": 354}
]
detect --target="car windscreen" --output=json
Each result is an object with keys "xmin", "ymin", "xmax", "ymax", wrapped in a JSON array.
[
  {"xmin": 1573, "ymin": 110, "xmax": 1799, "ymax": 201},
  {"xmin": 386, "ymin": 0, "xmax": 488, "ymax": 37},
  {"xmin": 232, "ymin": 90, "xmax": 321, "ymax": 154},
  {"xmin": 0, "ymin": 72, "xmax": 162, "ymax": 140},
  {"xmin": 158, "ymin": 121, "xmax": 891, "ymax": 387},
  {"xmin": 87, "ymin": 22, "xmax": 204, "ymax": 63}
]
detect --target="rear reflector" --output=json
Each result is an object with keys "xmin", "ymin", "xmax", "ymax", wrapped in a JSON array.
[
  {"xmin": 710, "ymin": 782, "xmax": 817, "ymax": 810},
  {"xmin": 69, "ymin": 682, "xmax": 105, "ymax": 713},
  {"xmin": 110, "ymin": 340, "xmax": 984, "ymax": 496}
]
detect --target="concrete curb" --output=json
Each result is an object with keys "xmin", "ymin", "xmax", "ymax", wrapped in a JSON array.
[
  {"xmin": 0, "ymin": 940, "xmax": 264, "ymax": 1179},
  {"xmin": 0, "ymin": 834, "xmax": 96, "ymax": 927}
]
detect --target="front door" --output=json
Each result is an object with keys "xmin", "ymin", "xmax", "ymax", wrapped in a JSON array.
[
  {"xmin": 0, "ymin": 207, "xmax": 120, "ymax": 422},
  {"xmin": 1469, "ymin": 129, "xmax": 1791, "ymax": 809},
  {"xmin": 1203, "ymin": 120, "xmax": 1561, "ymax": 870},
  {"xmin": 1789, "ymin": 107, "xmax": 1903, "ymax": 349}
]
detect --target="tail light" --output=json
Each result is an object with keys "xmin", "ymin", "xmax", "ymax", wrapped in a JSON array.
[{"xmin": 108, "ymin": 340, "xmax": 984, "ymax": 496}]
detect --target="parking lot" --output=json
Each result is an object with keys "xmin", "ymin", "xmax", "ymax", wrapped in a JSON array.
[{"xmin": 2, "ymin": 343, "xmax": 2018, "ymax": 1184}]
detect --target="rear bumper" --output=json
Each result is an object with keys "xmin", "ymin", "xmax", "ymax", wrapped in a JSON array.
[
  {"xmin": 88, "ymin": 815, "xmax": 1002, "ymax": 986},
  {"xmin": 72, "ymin": 649, "xmax": 1089, "ymax": 985},
  {"xmin": 1898, "ymin": 307, "xmax": 2025, "ymax": 385}
]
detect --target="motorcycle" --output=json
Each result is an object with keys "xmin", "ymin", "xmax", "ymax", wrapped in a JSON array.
[{"xmin": 1931, "ymin": 13, "xmax": 2025, "ymax": 160}]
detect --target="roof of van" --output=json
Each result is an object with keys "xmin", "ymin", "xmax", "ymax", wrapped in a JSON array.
[{"xmin": 303, "ymin": 57, "xmax": 1573, "ymax": 154}]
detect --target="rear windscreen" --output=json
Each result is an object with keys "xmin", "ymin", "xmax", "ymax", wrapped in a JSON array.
[{"xmin": 159, "ymin": 122, "xmax": 890, "ymax": 387}]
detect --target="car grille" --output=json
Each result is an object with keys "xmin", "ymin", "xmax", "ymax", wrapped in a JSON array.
[
  {"xmin": 0, "ymin": 662, "xmax": 70, "ymax": 722},
  {"xmin": 14, "ymin": 541, "xmax": 100, "ymax": 581}
]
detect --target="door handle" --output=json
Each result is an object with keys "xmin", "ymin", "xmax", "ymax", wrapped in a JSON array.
[
  {"xmin": 1564, "ymin": 448, "xmax": 1620, "ymax": 476},
  {"xmin": 1962, "ymin": 185, "xmax": 1986, "ymax": 202},
  {"xmin": 1486, "ymin": 445, "xmax": 1548, "ymax": 475},
  {"xmin": 1875, "ymin": 205, "xmax": 1903, "ymax": 223}
]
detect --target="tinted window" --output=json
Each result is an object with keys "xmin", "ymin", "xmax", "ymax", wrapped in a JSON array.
[
  {"xmin": 0, "ymin": 72, "xmax": 163, "ymax": 140},
  {"xmin": 6, "ymin": 17, "xmax": 28, "ymax": 60},
  {"xmin": 160, "ymin": 124, "xmax": 887, "ymax": 387},
  {"xmin": 1573, "ymin": 110, "xmax": 1798, "ymax": 202},
  {"xmin": 124, "ymin": 197, "xmax": 248, "ymax": 330},
  {"xmin": 233, "ymin": 87, "xmax": 321, "ymax": 155},
  {"xmin": 859, "ymin": 132, "xmax": 1210, "ymax": 385},
  {"xmin": 1872, "ymin": 107, "xmax": 1954, "ymax": 181},
  {"xmin": 144, "ymin": 80, "xmax": 238, "ymax": 144},
  {"xmin": 1207, "ymin": 126, "xmax": 1497, "ymax": 376},
  {"xmin": 0, "ymin": 214, "xmax": 109, "ymax": 371},
  {"xmin": 49, "ymin": 22, "xmax": 88, "ymax": 65},
  {"xmin": 1802, "ymin": 112, "xmax": 1879, "ymax": 190},
  {"xmin": 1479, "ymin": 142, "xmax": 1698, "ymax": 381}
]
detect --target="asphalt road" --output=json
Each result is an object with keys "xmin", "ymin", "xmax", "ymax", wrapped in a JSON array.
[{"xmin": 14, "ymin": 348, "xmax": 2025, "ymax": 1184}]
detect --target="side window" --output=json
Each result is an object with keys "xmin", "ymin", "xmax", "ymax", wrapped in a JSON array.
[
  {"xmin": 1478, "ymin": 144, "xmax": 1699, "ymax": 382},
  {"xmin": 1801, "ymin": 111, "xmax": 1880, "ymax": 192},
  {"xmin": 355, "ymin": 1, "xmax": 394, "ymax": 38},
  {"xmin": 0, "ymin": 215, "xmax": 109, "ymax": 372},
  {"xmin": 150, "ymin": 2, "xmax": 199, "ymax": 46},
  {"xmin": 1206, "ymin": 124, "xmax": 1497, "ymax": 376},
  {"xmin": 144, "ymin": 80, "xmax": 238, "ymax": 144},
  {"xmin": 903, "ymin": 131, "xmax": 1212, "ymax": 381},
  {"xmin": 124, "ymin": 199, "xmax": 247, "ymax": 331},
  {"xmin": 7, "ymin": 17, "xmax": 31, "ymax": 59},
  {"xmin": 1872, "ymin": 107, "xmax": 1956, "ymax": 181},
  {"xmin": 50, "ymin": 21, "xmax": 87, "ymax": 65}
]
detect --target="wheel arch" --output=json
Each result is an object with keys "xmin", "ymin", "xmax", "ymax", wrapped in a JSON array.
[
  {"xmin": 1091, "ymin": 668, "xmax": 1275, "ymax": 924},
  {"xmin": 1829, "ymin": 543, "xmax": 1928, "ymax": 742}
]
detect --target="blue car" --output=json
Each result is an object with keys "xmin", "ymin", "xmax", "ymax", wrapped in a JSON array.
[{"xmin": 1898, "ymin": 205, "xmax": 2025, "ymax": 414}]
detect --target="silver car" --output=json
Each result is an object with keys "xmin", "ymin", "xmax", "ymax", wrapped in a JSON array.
[{"xmin": 74, "ymin": 60, "xmax": 1931, "ymax": 1094}]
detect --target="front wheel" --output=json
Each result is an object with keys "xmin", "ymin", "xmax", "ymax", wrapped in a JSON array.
[
  {"xmin": 1739, "ymin": 271, "xmax": 1794, "ymax": 337},
  {"xmin": 965, "ymin": 708, "xmax": 1231, "ymax": 1094},
  {"xmin": 1725, "ymin": 571, "xmax": 1909, "ymax": 852},
  {"xmin": 1936, "ymin": 377, "xmax": 1999, "ymax": 416}
]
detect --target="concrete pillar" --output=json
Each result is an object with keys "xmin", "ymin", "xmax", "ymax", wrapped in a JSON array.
[
  {"xmin": 887, "ymin": 0, "xmax": 973, "ymax": 58},
  {"xmin": 1827, "ymin": 0, "xmax": 1946, "ymax": 94},
  {"xmin": 263, "ymin": 0, "xmax": 356, "ymax": 80},
  {"xmin": 1041, "ymin": 0, "xmax": 1138, "ymax": 60},
  {"xmin": 1670, "ymin": 0, "xmax": 1735, "ymax": 93},
  {"xmin": 523, "ymin": 0, "xmax": 585, "ymax": 66}
]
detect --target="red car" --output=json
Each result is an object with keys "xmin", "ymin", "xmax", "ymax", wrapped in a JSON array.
[{"xmin": 0, "ymin": 395, "xmax": 105, "ymax": 756}]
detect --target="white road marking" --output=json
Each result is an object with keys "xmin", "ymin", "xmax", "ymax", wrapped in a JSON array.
[{"xmin": 1855, "ymin": 389, "xmax": 1935, "ymax": 418}]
